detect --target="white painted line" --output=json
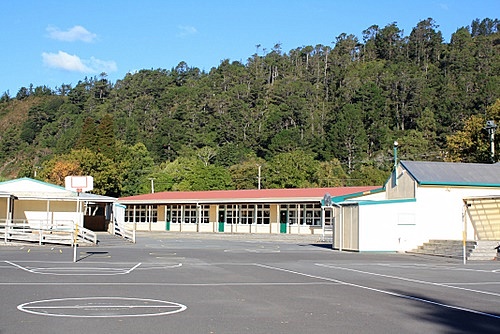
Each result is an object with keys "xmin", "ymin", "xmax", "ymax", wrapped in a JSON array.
[
  {"xmin": 139, "ymin": 263, "xmax": 182, "ymax": 270},
  {"xmin": 316, "ymin": 263, "xmax": 500, "ymax": 298},
  {"xmin": 17, "ymin": 297, "xmax": 187, "ymax": 318},
  {"xmin": 373, "ymin": 263, "xmax": 500, "ymax": 274},
  {"xmin": 224, "ymin": 249, "xmax": 280, "ymax": 253},
  {"xmin": 4, "ymin": 261, "xmax": 142, "ymax": 276},
  {"xmin": 255, "ymin": 263, "xmax": 500, "ymax": 320},
  {"xmin": 0, "ymin": 281, "xmax": 334, "ymax": 286},
  {"xmin": 449, "ymin": 282, "xmax": 500, "ymax": 286}
]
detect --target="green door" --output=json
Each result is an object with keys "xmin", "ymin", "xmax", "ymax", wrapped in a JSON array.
[
  {"xmin": 218, "ymin": 210, "xmax": 225, "ymax": 232},
  {"xmin": 166, "ymin": 210, "xmax": 171, "ymax": 231},
  {"xmin": 280, "ymin": 223, "xmax": 287, "ymax": 233},
  {"xmin": 279, "ymin": 210, "xmax": 287, "ymax": 233}
]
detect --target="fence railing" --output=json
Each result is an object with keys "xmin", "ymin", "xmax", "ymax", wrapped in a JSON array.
[
  {"xmin": 0, "ymin": 219, "xmax": 97, "ymax": 246},
  {"xmin": 113, "ymin": 219, "xmax": 135, "ymax": 243}
]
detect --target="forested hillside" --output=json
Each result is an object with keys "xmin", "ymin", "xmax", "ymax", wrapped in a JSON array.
[{"xmin": 0, "ymin": 18, "xmax": 499, "ymax": 197}]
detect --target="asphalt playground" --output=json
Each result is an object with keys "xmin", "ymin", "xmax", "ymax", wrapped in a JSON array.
[{"xmin": 1, "ymin": 232, "xmax": 499, "ymax": 334}]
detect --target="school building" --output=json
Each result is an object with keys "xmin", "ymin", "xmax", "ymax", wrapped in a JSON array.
[
  {"xmin": 118, "ymin": 161, "xmax": 500, "ymax": 254},
  {"xmin": 117, "ymin": 186, "xmax": 380, "ymax": 237}
]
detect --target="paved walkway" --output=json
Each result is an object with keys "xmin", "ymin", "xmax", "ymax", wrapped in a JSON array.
[{"xmin": 135, "ymin": 230, "xmax": 327, "ymax": 243}]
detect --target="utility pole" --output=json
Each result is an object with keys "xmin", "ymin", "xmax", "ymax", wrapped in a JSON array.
[
  {"xmin": 257, "ymin": 165, "xmax": 261, "ymax": 190},
  {"xmin": 149, "ymin": 178, "xmax": 155, "ymax": 193},
  {"xmin": 485, "ymin": 120, "xmax": 497, "ymax": 163}
]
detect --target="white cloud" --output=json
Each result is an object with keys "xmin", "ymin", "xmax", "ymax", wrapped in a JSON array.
[
  {"xmin": 42, "ymin": 51, "xmax": 90, "ymax": 72},
  {"xmin": 46, "ymin": 25, "xmax": 97, "ymax": 42},
  {"xmin": 87, "ymin": 56, "xmax": 118, "ymax": 73},
  {"xmin": 438, "ymin": 3, "xmax": 449, "ymax": 10},
  {"xmin": 177, "ymin": 25, "xmax": 197, "ymax": 37},
  {"xmin": 42, "ymin": 51, "xmax": 117, "ymax": 73}
]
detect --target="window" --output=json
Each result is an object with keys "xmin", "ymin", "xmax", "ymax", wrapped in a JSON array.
[
  {"xmin": 256, "ymin": 204, "xmax": 270, "ymax": 224},
  {"xmin": 240, "ymin": 204, "xmax": 254, "ymax": 224},
  {"xmin": 199, "ymin": 205, "xmax": 210, "ymax": 223},
  {"xmin": 287, "ymin": 204, "xmax": 299, "ymax": 225},
  {"xmin": 224, "ymin": 205, "xmax": 238, "ymax": 224},
  {"xmin": 168, "ymin": 205, "xmax": 209, "ymax": 223},
  {"xmin": 125, "ymin": 205, "xmax": 157, "ymax": 223},
  {"xmin": 184, "ymin": 205, "xmax": 198, "ymax": 223},
  {"xmin": 304, "ymin": 203, "xmax": 322, "ymax": 226},
  {"xmin": 170, "ymin": 205, "xmax": 182, "ymax": 223},
  {"xmin": 219, "ymin": 204, "xmax": 268, "ymax": 225},
  {"xmin": 280, "ymin": 203, "xmax": 322, "ymax": 226}
]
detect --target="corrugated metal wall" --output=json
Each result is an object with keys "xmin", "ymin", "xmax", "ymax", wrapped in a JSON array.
[{"xmin": 334, "ymin": 204, "xmax": 360, "ymax": 251}]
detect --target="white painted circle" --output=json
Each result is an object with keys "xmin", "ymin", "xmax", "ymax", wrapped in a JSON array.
[{"xmin": 17, "ymin": 297, "xmax": 187, "ymax": 318}]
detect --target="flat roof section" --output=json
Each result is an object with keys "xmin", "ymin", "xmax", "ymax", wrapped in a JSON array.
[{"xmin": 118, "ymin": 186, "xmax": 381, "ymax": 205}]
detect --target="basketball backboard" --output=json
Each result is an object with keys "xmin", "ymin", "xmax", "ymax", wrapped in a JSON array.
[{"xmin": 65, "ymin": 176, "xmax": 93, "ymax": 193}]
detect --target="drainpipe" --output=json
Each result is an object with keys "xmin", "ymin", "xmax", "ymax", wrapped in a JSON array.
[{"xmin": 393, "ymin": 141, "xmax": 399, "ymax": 185}]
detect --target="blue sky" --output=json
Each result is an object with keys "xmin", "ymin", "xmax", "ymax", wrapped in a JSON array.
[{"xmin": 1, "ymin": 0, "xmax": 498, "ymax": 95}]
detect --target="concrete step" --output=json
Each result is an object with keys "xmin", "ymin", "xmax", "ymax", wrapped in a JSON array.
[
  {"xmin": 408, "ymin": 239, "xmax": 499, "ymax": 261},
  {"xmin": 468, "ymin": 241, "xmax": 499, "ymax": 261}
]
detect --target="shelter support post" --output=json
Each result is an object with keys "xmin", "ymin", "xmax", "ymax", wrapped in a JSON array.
[{"xmin": 462, "ymin": 203, "xmax": 467, "ymax": 265}]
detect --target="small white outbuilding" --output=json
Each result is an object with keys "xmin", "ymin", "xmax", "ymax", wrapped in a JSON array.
[{"xmin": 333, "ymin": 161, "xmax": 500, "ymax": 252}]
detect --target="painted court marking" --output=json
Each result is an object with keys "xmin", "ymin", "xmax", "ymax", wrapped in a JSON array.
[
  {"xmin": 316, "ymin": 263, "xmax": 500, "ymax": 298},
  {"xmin": 4, "ymin": 260, "xmax": 183, "ymax": 275},
  {"xmin": 224, "ymin": 248, "xmax": 280, "ymax": 253},
  {"xmin": 5, "ymin": 261, "xmax": 142, "ymax": 276},
  {"xmin": 17, "ymin": 297, "xmax": 187, "ymax": 318},
  {"xmin": 4, "ymin": 260, "xmax": 500, "ymax": 320},
  {"xmin": 254, "ymin": 263, "xmax": 500, "ymax": 320}
]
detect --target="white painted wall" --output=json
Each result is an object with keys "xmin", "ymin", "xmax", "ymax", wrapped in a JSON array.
[
  {"xmin": 357, "ymin": 186, "xmax": 500, "ymax": 252},
  {"xmin": 413, "ymin": 186, "xmax": 500, "ymax": 245},
  {"xmin": 358, "ymin": 201, "xmax": 417, "ymax": 252}
]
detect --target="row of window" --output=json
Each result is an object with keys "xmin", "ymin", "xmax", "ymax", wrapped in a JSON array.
[
  {"xmin": 220, "ymin": 204, "xmax": 270, "ymax": 224},
  {"xmin": 125, "ymin": 203, "xmax": 329, "ymax": 226},
  {"xmin": 280, "ymin": 203, "xmax": 331, "ymax": 226},
  {"xmin": 169, "ymin": 205, "xmax": 210, "ymax": 224},
  {"xmin": 125, "ymin": 205, "xmax": 158, "ymax": 223}
]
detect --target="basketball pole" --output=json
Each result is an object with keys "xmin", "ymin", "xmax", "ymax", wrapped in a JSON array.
[
  {"xmin": 65, "ymin": 176, "xmax": 93, "ymax": 263},
  {"xmin": 73, "ymin": 189, "xmax": 81, "ymax": 263}
]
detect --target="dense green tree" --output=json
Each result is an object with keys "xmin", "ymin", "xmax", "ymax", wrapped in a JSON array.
[
  {"xmin": 228, "ymin": 156, "xmax": 266, "ymax": 189},
  {"xmin": 39, "ymin": 148, "xmax": 120, "ymax": 196},
  {"xmin": 214, "ymin": 142, "xmax": 252, "ymax": 167},
  {"xmin": 160, "ymin": 157, "xmax": 233, "ymax": 191},
  {"xmin": 314, "ymin": 159, "xmax": 348, "ymax": 187},
  {"xmin": 446, "ymin": 99, "xmax": 500, "ymax": 163},
  {"xmin": 96, "ymin": 114, "xmax": 116, "ymax": 158},
  {"xmin": 75, "ymin": 117, "xmax": 98, "ymax": 151},
  {"xmin": 265, "ymin": 150, "xmax": 317, "ymax": 188},
  {"xmin": 116, "ymin": 142, "xmax": 155, "ymax": 196},
  {"xmin": 349, "ymin": 163, "xmax": 389, "ymax": 186},
  {"xmin": 328, "ymin": 104, "xmax": 368, "ymax": 172},
  {"xmin": 16, "ymin": 87, "xmax": 29, "ymax": 100}
]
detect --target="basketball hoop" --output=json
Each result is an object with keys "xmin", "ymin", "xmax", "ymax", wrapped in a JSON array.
[{"xmin": 65, "ymin": 176, "xmax": 94, "ymax": 193}]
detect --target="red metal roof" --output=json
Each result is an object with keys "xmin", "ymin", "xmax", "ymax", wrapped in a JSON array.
[{"xmin": 119, "ymin": 186, "xmax": 380, "ymax": 204}]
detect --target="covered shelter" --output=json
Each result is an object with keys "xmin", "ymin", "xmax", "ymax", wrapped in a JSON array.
[
  {"xmin": 463, "ymin": 195, "xmax": 500, "ymax": 241},
  {"xmin": 0, "ymin": 178, "xmax": 117, "ymax": 233}
]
